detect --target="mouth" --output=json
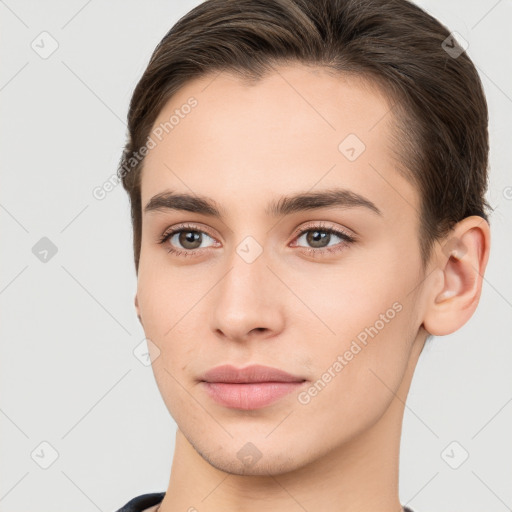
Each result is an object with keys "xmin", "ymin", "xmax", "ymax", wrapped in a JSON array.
[{"xmin": 199, "ymin": 364, "xmax": 307, "ymax": 410}]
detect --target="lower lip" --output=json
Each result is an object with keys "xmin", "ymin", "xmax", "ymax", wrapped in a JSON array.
[{"xmin": 201, "ymin": 381, "xmax": 306, "ymax": 410}]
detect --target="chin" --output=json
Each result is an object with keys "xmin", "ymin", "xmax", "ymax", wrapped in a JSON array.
[
  {"xmin": 183, "ymin": 426, "xmax": 322, "ymax": 477},
  {"xmin": 202, "ymin": 447, "xmax": 306, "ymax": 476}
]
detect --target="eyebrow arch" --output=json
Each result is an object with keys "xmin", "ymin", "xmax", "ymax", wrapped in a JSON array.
[{"xmin": 143, "ymin": 188, "xmax": 382, "ymax": 218}]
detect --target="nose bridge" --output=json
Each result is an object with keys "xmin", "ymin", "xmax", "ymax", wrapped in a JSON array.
[{"xmin": 210, "ymin": 236, "xmax": 282, "ymax": 340}]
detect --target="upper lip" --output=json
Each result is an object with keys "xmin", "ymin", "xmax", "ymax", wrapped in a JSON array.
[{"xmin": 200, "ymin": 364, "xmax": 306, "ymax": 383}]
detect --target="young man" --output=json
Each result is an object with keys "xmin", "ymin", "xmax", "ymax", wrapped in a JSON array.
[{"xmin": 115, "ymin": 0, "xmax": 491, "ymax": 510}]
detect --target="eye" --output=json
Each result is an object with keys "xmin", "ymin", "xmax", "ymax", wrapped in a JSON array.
[
  {"xmin": 291, "ymin": 222, "xmax": 356, "ymax": 256},
  {"xmin": 158, "ymin": 223, "xmax": 218, "ymax": 257}
]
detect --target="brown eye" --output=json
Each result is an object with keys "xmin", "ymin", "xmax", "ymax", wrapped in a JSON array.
[
  {"xmin": 295, "ymin": 228, "xmax": 352, "ymax": 249},
  {"xmin": 178, "ymin": 230, "xmax": 203, "ymax": 250},
  {"xmin": 158, "ymin": 224, "xmax": 217, "ymax": 255},
  {"xmin": 304, "ymin": 230, "xmax": 331, "ymax": 248},
  {"xmin": 291, "ymin": 224, "xmax": 356, "ymax": 257}
]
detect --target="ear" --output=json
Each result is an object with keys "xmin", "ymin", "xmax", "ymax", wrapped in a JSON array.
[
  {"xmin": 134, "ymin": 293, "xmax": 143, "ymax": 326},
  {"xmin": 422, "ymin": 216, "xmax": 491, "ymax": 336}
]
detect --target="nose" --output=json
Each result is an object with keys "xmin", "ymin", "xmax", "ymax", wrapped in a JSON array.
[{"xmin": 209, "ymin": 246, "xmax": 285, "ymax": 343}]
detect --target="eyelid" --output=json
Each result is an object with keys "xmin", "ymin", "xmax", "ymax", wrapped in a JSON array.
[
  {"xmin": 157, "ymin": 222, "xmax": 219, "ymax": 244},
  {"xmin": 290, "ymin": 220, "xmax": 356, "ymax": 241}
]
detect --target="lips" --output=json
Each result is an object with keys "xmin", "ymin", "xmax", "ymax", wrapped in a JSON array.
[
  {"xmin": 199, "ymin": 364, "xmax": 307, "ymax": 410},
  {"xmin": 200, "ymin": 364, "xmax": 306, "ymax": 384}
]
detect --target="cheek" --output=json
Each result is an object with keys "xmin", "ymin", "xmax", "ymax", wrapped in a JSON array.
[
  {"xmin": 137, "ymin": 270, "xmax": 202, "ymax": 416},
  {"xmin": 136, "ymin": 259, "xmax": 207, "ymax": 337},
  {"xmin": 136, "ymin": 260, "xmax": 214, "ymax": 362},
  {"xmin": 294, "ymin": 257, "xmax": 416, "ymax": 401},
  {"xmin": 295, "ymin": 299, "xmax": 415, "ymax": 438},
  {"xmin": 286, "ymin": 256, "xmax": 408, "ymax": 343}
]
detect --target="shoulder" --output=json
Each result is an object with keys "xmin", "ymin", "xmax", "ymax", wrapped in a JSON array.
[{"xmin": 114, "ymin": 492, "xmax": 165, "ymax": 512}]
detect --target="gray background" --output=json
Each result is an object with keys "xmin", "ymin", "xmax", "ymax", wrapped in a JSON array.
[{"xmin": 1, "ymin": 1, "xmax": 511, "ymax": 511}]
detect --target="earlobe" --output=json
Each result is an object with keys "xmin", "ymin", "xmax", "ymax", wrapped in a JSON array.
[
  {"xmin": 134, "ymin": 293, "xmax": 143, "ymax": 326},
  {"xmin": 422, "ymin": 216, "xmax": 490, "ymax": 336}
]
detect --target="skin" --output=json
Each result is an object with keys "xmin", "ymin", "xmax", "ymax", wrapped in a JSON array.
[{"xmin": 134, "ymin": 64, "xmax": 490, "ymax": 512}]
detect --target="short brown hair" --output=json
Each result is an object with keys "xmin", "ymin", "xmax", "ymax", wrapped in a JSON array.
[{"xmin": 118, "ymin": 0, "xmax": 491, "ymax": 272}]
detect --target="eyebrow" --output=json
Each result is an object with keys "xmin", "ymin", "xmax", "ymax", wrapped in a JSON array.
[{"xmin": 143, "ymin": 188, "xmax": 382, "ymax": 218}]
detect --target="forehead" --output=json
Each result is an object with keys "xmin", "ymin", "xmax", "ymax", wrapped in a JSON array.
[{"xmin": 140, "ymin": 64, "xmax": 419, "ymax": 220}]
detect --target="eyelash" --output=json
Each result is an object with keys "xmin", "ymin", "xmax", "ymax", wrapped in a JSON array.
[{"xmin": 157, "ymin": 222, "xmax": 356, "ymax": 258}]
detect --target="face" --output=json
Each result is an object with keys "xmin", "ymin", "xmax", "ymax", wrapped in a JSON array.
[{"xmin": 136, "ymin": 64, "xmax": 428, "ymax": 475}]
